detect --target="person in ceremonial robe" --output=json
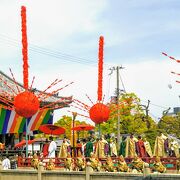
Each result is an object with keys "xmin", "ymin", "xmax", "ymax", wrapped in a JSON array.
[
  {"xmin": 31, "ymin": 153, "xmax": 39, "ymax": 170},
  {"xmin": 95, "ymin": 135, "xmax": 108, "ymax": 158},
  {"xmin": 152, "ymin": 156, "xmax": 166, "ymax": 173},
  {"xmin": 153, "ymin": 133, "xmax": 167, "ymax": 157},
  {"xmin": 42, "ymin": 139, "xmax": 49, "ymax": 158},
  {"xmin": 125, "ymin": 134, "xmax": 137, "ymax": 158},
  {"xmin": 85, "ymin": 138, "xmax": 93, "ymax": 157},
  {"xmin": 143, "ymin": 138, "xmax": 153, "ymax": 157},
  {"xmin": 46, "ymin": 158, "xmax": 55, "ymax": 170},
  {"xmin": 48, "ymin": 136, "xmax": 57, "ymax": 159},
  {"xmin": 136, "ymin": 136, "xmax": 146, "ymax": 158},
  {"xmin": 169, "ymin": 139, "xmax": 179, "ymax": 158},
  {"xmin": 103, "ymin": 156, "xmax": 115, "ymax": 172},
  {"xmin": 119, "ymin": 136, "xmax": 126, "ymax": 157},
  {"xmin": 131, "ymin": 155, "xmax": 145, "ymax": 173},
  {"xmin": 76, "ymin": 152, "xmax": 86, "ymax": 171},
  {"xmin": 64, "ymin": 153, "xmax": 74, "ymax": 171},
  {"xmin": 88, "ymin": 152, "xmax": 102, "ymax": 171},
  {"xmin": 109, "ymin": 139, "xmax": 117, "ymax": 157},
  {"xmin": 116, "ymin": 155, "xmax": 129, "ymax": 172},
  {"xmin": 58, "ymin": 138, "xmax": 70, "ymax": 158}
]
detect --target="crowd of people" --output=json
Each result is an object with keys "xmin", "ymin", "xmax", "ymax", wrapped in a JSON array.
[
  {"xmin": 55, "ymin": 133, "xmax": 179, "ymax": 159},
  {"xmin": 1, "ymin": 132, "xmax": 179, "ymax": 173},
  {"xmin": 29, "ymin": 132, "xmax": 179, "ymax": 173}
]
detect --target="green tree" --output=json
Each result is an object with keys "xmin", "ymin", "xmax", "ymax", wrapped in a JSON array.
[
  {"xmin": 55, "ymin": 115, "xmax": 92, "ymax": 139},
  {"xmin": 97, "ymin": 93, "xmax": 158, "ymax": 142},
  {"xmin": 158, "ymin": 113, "xmax": 180, "ymax": 138}
]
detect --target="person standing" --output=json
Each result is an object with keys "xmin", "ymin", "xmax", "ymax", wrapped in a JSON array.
[
  {"xmin": 169, "ymin": 139, "xmax": 179, "ymax": 158},
  {"xmin": 59, "ymin": 138, "xmax": 70, "ymax": 158},
  {"xmin": 136, "ymin": 136, "xmax": 146, "ymax": 158},
  {"xmin": 95, "ymin": 135, "xmax": 108, "ymax": 158},
  {"xmin": 85, "ymin": 138, "xmax": 93, "ymax": 157},
  {"xmin": 125, "ymin": 134, "xmax": 137, "ymax": 158},
  {"xmin": 48, "ymin": 136, "xmax": 57, "ymax": 158},
  {"xmin": 2, "ymin": 156, "xmax": 11, "ymax": 170},
  {"xmin": 119, "ymin": 136, "xmax": 126, "ymax": 157},
  {"xmin": 153, "ymin": 133, "xmax": 167, "ymax": 157},
  {"xmin": 42, "ymin": 139, "xmax": 49, "ymax": 158},
  {"xmin": 143, "ymin": 137, "xmax": 153, "ymax": 157},
  {"xmin": 109, "ymin": 139, "xmax": 117, "ymax": 157}
]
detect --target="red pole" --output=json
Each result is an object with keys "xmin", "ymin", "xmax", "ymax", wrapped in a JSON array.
[{"xmin": 21, "ymin": 6, "xmax": 29, "ymax": 90}]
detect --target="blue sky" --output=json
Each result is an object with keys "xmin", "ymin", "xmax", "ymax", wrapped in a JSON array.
[{"xmin": 0, "ymin": 0, "xmax": 180, "ymax": 123}]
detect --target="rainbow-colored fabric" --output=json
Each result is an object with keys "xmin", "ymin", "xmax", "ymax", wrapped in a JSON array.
[{"xmin": 0, "ymin": 107, "xmax": 53, "ymax": 134}]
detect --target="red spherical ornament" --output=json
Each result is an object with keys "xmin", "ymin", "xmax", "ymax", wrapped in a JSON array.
[
  {"xmin": 89, "ymin": 103, "xmax": 110, "ymax": 124},
  {"xmin": 14, "ymin": 91, "xmax": 39, "ymax": 118}
]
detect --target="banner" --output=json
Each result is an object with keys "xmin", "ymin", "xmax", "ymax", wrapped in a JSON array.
[{"xmin": 0, "ymin": 106, "xmax": 53, "ymax": 134}]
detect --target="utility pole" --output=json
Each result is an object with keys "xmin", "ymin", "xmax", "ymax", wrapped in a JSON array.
[{"xmin": 109, "ymin": 65, "xmax": 125, "ymax": 151}]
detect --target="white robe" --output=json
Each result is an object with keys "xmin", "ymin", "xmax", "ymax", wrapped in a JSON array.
[
  {"xmin": 48, "ymin": 141, "xmax": 57, "ymax": 158},
  {"xmin": 2, "ymin": 158, "xmax": 10, "ymax": 170}
]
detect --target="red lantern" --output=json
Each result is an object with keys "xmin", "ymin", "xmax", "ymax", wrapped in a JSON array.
[
  {"xmin": 89, "ymin": 103, "xmax": 110, "ymax": 124},
  {"xmin": 14, "ymin": 91, "xmax": 39, "ymax": 118}
]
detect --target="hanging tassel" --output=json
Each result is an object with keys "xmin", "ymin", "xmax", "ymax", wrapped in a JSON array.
[
  {"xmin": 97, "ymin": 36, "xmax": 104, "ymax": 101},
  {"xmin": 21, "ymin": 6, "xmax": 29, "ymax": 90}
]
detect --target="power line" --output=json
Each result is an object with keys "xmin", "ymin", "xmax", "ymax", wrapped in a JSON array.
[
  {"xmin": 0, "ymin": 33, "xmax": 97, "ymax": 66},
  {"xmin": 141, "ymin": 99, "xmax": 169, "ymax": 109}
]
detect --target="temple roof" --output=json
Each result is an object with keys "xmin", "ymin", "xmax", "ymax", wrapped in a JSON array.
[{"xmin": 0, "ymin": 70, "xmax": 72, "ymax": 109}]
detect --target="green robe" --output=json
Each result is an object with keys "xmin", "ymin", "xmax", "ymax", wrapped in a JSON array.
[
  {"xmin": 119, "ymin": 141, "xmax": 126, "ymax": 157},
  {"xmin": 85, "ymin": 141, "xmax": 93, "ymax": 157}
]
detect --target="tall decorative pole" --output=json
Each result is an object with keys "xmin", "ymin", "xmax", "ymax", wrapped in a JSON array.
[
  {"xmin": 21, "ymin": 6, "xmax": 29, "ymax": 90},
  {"xmin": 89, "ymin": 36, "xmax": 110, "ymax": 128},
  {"xmin": 97, "ymin": 36, "xmax": 104, "ymax": 102},
  {"xmin": 72, "ymin": 112, "xmax": 77, "ymax": 157},
  {"xmin": 21, "ymin": 6, "xmax": 29, "ymax": 157}
]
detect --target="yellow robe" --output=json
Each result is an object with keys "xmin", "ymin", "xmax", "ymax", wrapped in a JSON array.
[
  {"xmin": 153, "ymin": 135, "xmax": 166, "ymax": 157},
  {"xmin": 144, "ymin": 140, "xmax": 153, "ymax": 157},
  {"xmin": 125, "ymin": 137, "xmax": 137, "ymax": 158},
  {"xmin": 95, "ymin": 138, "xmax": 107, "ymax": 158},
  {"xmin": 58, "ymin": 142, "xmax": 69, "ymax": 158},
  {"xmin": 153, "ymin": 162, "xmax": 166, "ymax": 173},
  {"xmin": 117, "ymin": 160, "xmax": 129, "ymax": 172}
]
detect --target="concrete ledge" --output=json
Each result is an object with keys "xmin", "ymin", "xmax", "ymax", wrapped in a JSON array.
[{"xmin": 0, "ymin": 169, "xmax": 179, "ymax": 180}]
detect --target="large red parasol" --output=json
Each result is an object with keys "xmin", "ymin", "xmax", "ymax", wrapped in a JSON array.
[
  {"xmin": 39, "ymin": 124, "xmax": 65, "ymax": 135},
  {"xmin": 71, "ymin": 124, "xmax": 95, "ymax": 131},
  {"xmin": 14, "ymin": 139, "xmax": 36, "ymax": 148},
  {"xmin": 71, "ymin": 124, "xmax": 95, "ymax": 139}
]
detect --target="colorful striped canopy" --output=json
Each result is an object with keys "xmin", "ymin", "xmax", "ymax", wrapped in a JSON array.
[{"xmin": 0, "ymin": 106, "xmax": 53, "ymax": 134}]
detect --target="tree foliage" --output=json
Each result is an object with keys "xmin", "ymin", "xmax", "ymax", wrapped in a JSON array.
[
  {"xmin": 54, "ymin": 115, "xmax": 92, "ymax": 140},
  {"xmin": 37, "ymin": 92, "xmax": 180, "ymax": 149},
  {"xmin": 158, "ymin": 113, "xmax": 180, "ymax": 138},
  {"xmin": 96, "ymin": 92, "xmax": 158, "ymax": 145}
]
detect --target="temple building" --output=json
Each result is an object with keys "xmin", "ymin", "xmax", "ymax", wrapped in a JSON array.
[{"xmin": 0, "ymin": 70, "xmax": 72, "ymax": 148}]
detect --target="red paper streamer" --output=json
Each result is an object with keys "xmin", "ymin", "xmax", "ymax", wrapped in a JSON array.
[
  {"xmin": 171, "ymin": 71, "xmax": 180, "ymax": 76},
  {"xmin": 21, "ymin": 6, "xmax": 29, "ymax": 89},
  {"xmin": 162, "ymin": 52, "xmax": 180, "ymax": 63},
  {"xmin": 97, "ymin": 36, "xmax": 104, "ymax": 101}
]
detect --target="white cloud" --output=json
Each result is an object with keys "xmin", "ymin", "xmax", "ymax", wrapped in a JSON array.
[{"xmin": 0, "ymin": 0, "xmax": 108, "ymax": 46}]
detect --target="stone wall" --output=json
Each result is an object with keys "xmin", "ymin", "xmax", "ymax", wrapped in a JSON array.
[{"xmin": 0, "ymin": 163, "xmax": 179, "ymax": 180}]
